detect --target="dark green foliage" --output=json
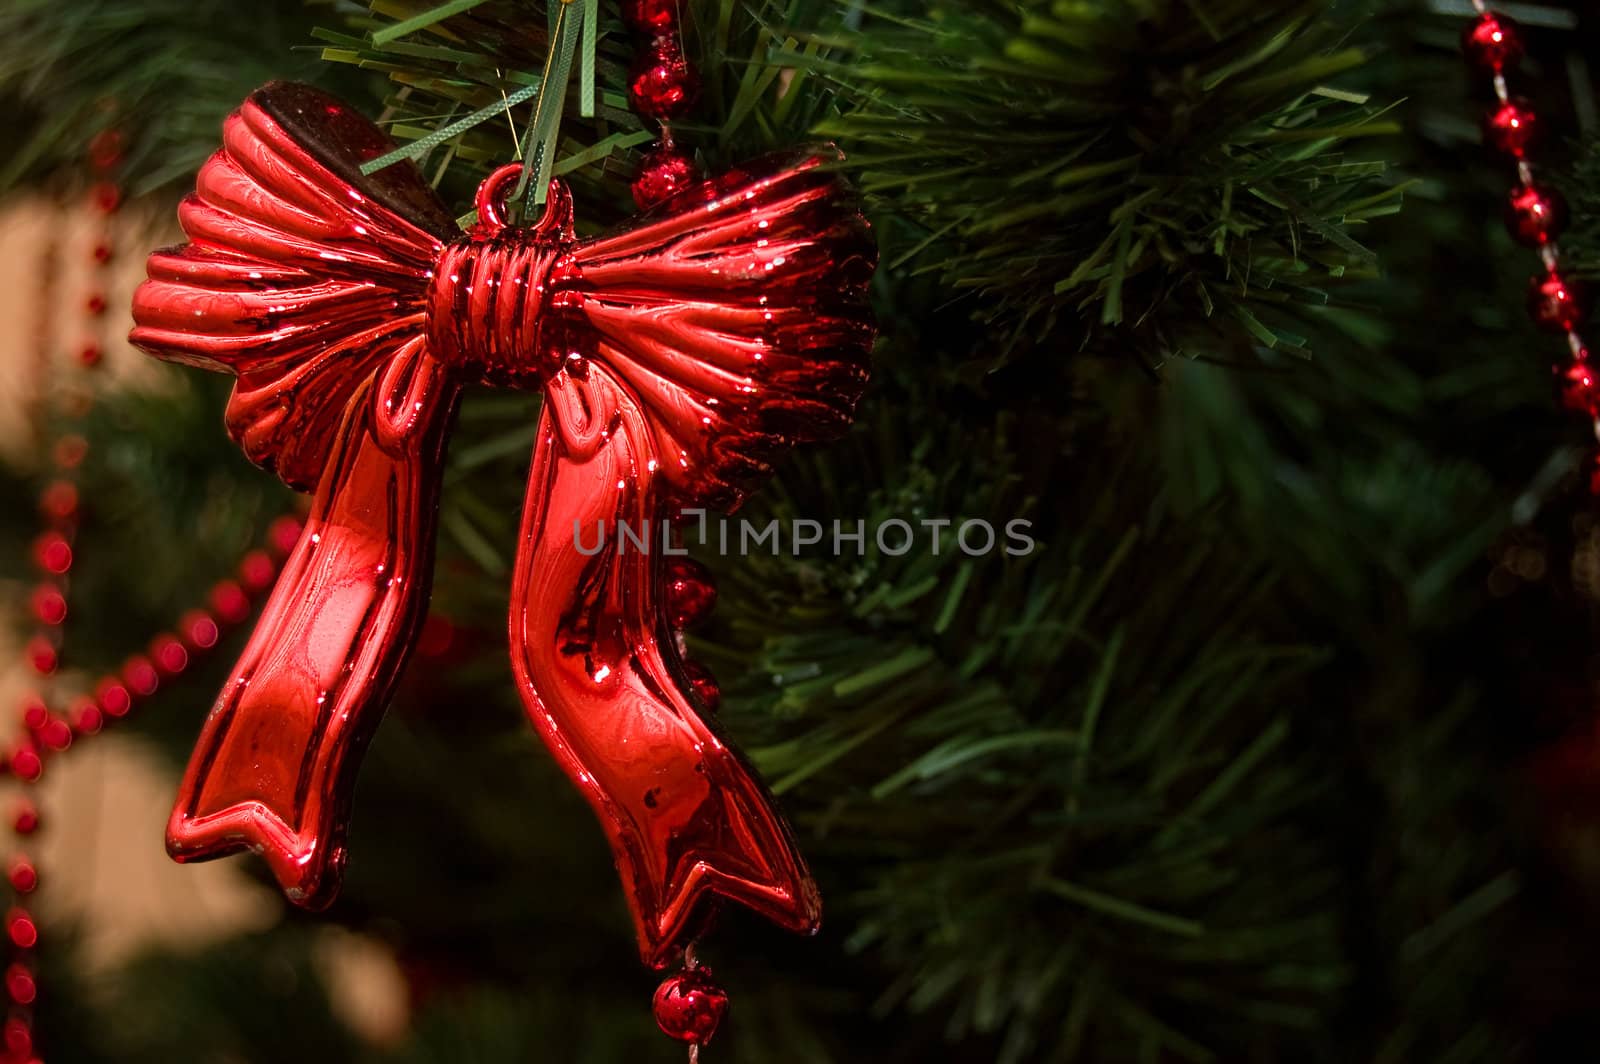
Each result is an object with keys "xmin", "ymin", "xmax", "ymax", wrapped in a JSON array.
[
  {"xmin": 805, "ymin": 1, "xmax": 1403, "ymax": 364},
  {"xmin": 0, "ymin": 0, "xmax": 347, "ymax": 195},
  {"xmin": 1565, "ymin": 133, "xmax": 1600, "ymax": 280}
]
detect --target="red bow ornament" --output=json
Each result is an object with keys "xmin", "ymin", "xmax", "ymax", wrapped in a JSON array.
[{"xmin": 129, "ymin": 82, "xmax": 875, "ymax": 966}]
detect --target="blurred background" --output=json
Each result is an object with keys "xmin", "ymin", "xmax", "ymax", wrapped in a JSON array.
[{"xmin": 5, "ymin": 1, "xmax": 1600, "ymax": 1061}]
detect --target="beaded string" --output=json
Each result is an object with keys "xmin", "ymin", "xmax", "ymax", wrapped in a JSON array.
[
  {"xmin": 625, "ymin": 0, "xmax": 703, "ymax": 209},
  {"xmin": 1461, "ymin": 7, "xmax": 1599, "ymax": 468},
  {"xmin": 619, "ymin": 12, "xmax": 735, "ymax": 1052},
  {"xmin": 3, "ymin": 127, "xmax": 304, "ymax": 1062}
]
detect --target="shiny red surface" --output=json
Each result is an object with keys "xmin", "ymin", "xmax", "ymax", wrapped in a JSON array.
[
  {"xmin": 1485, "ymin": 99, "xmax": 1539, "ymax": 158},
  {"xmin": 130, "ymin": 82, "xmax": 875, "ymax": 962},
  {"xmin": 632, "ymin": 142, "xmax": 699, "ymax": 211},
  {"xmin": 1505, "ymin": 184, "xmax": 1568, "ymax": 248},
  {"xmin": 1462, "ymin": 12, "xmax": 1523, "ymax": 73},
  {"xmin": 652, "ymin": 967, "xmax": 728, "ymax": 1045}
]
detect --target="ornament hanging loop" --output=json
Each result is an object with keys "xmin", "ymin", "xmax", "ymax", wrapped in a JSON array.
[{"xmin": 473, "ymin": 163, "xmax": 524, "ymax": 234}]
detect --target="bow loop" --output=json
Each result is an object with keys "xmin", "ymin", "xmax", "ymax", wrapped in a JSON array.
[
  {"xmin": 550, "ymin": 148, "xmax": 877, "ymax": 511},
  {"xmin": 131, "ymin": 82, "xmax": 453, "ymax": 490}
]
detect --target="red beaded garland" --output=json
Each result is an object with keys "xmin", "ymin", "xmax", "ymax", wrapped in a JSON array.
[
  {"xmin": 7, "ymin": 860, "xmax": 37, "ymax": 895},
  {"xmin": 1505, "ymin": 184, "xmax": 1568, "ymax": 247},
  {"xmin": 664, "ymin": 556, "xmax": 717, "ymax": 629},
  {"xmin": 1484, "ymin": 99, "xmax": 1539, "ymax": 158},
  {"xmin": 1462, "ymin": 13, "xmax": 1523, "ymax": 73},
  {"xmin": 9, "ymin": 749, "xmax": 41, "ymax": 784},
  {"xmin": 681, "ymin": 658, "xmax": 721, "ymax": 714},
  {"xmin": 30, "ymin": 585, "xmax": 67, "ymax": 626},
  {"xmin": 71, "ymin": 698, "xmax": 104, "ymax": 736},
  {"xmin": 87, "ymin": 128, "xmax": 125, "ymax": 170},
  {"xmin": 19, "ymin": 696, "xmax": 49, "ymax": 733},
  {"xmin": 96, "ymin": 678, "xmax": 132, "ymax": 718},
  {"xmin": 91, "ymin": 181, "xmax": 122, "ymax": 214},
  {"xmin": 1558, "ymin": 360, "xmax": 1599, "ymax": 414},
  {"xmin": 238, "ymin": 548, "xmax": 278, "ymax": 593},
  {"xmin": 25, "ymin": 637, "xmax": 57, "ymax": 676},
  {"xmin": 39, "ymin": 719, "xmax": 71, "ymax": 752},
  {"xmin": 53, "ymin": 434, "xmax": 88, "ymax": 469},
  {"xmin": 5, "ymin": 964, "xmax": 35, "ymax": 1006},
  {"xmin": 211, "ymin": 579, "xmax": 253, "ymax": 624},
  {"xmin": 181, "ymin": 609, "xmax": 221, "ymax": 650},
  {"xmin": 38, "ymin": 481, "xmax": 78, "ymax": 521},
  {"xmin": 151, "ymin": 633, "xmax": 190, "ymax": 676},
  {"xmin": 5, "ymin": 911, "xmax": 37, "ymax": 950},
  {"xmin": 628, "ymin": 36, "xmax": 701, "ymax": 120},
  {"xmin": 4, "ymin": 1016, "xmax": 32, "ymax": 1058},
  {"xmin": 11, "ymin": 805, "xmax": 38, "ymax": 837},
  {"xmin": 268, "ymin": 515, "xmax": 304, "ymax": 556},
  {"xmin": 123, "ymin": 654, "xmax": 160, "ymax": 697},
  {"xmin": 632, "ymin": 144, "xmax": 700, "ymax": 210},
  {"xmin": 1528, "ymin": 271, "xmax": 1592, "ymax": 334},
  {"xmin": 32, "ymin": 532, "xmax": 72, "ymax": 574},
  {"xmin": 623, "ymin": 0, "xmax": 681, "ymax": 33},
  {"xmin": 652, "ymin": 966, "xmax": 729, "ymax": 1046}
]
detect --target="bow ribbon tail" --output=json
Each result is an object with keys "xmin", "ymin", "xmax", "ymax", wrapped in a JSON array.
[
  {"xmin": 509, "ymin": 369, "xmax": 821, "ymax": 967},
  {"xmin": 168, "ymin": 347, "xmax": 460, "ymax": 908}
]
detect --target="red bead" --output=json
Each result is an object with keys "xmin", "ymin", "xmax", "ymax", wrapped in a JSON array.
[
  {"xmin": 681, "ymin": 659, "xmax": 721, "ymax": 713},
  {"xmin": 20, "ymin": 695, "xmax": 49, "ymax": 732},
  {"xmin": 72, "ymin": 697, "xmax": 105, "ymax": 735},
  {"xmin": 5, "ymin": 963, "xmax": 36, "ymax": 1005},
  {"xmin": 53, "ymin": 433, "xmax": 88, "ymax": 469},
  {"xmin": 624, "ymin": 0, "xmax": 681, "ymax": 33},
  {"xmin": 1558, "ymin": 359, "xmax": 1600, "ymax": 414},
  {"xmin": 89, "ymin": 127, "xmax": 126, "ymax": 170},
  {"xmin": 5, "ymin": 910, "xmax": 37, "ymax": 949},
  {"xmin": 3, "ymin": 1017, "xmax": 31, "ymax": 1058},
  {"xmin": 653, "ymin": 967, "xmax": 729, "ymax": 1045},
  {"xmin": 96, "ymin": 677, "xmax": 132, "ymax": 718},
  {"xmin": 664, "ymin": 557, "xmax": 717, "ymax": 628},
  {"xmin": 39, "ymin": 718, "xmax": 72, "ymax": 752},
  {"xmin": 9, "ymin": 748, "xmax": 41, "ymax": 783},
  {"xmin": 1528, "ymin": 271, "xmax": 1593, "ymax": 334},
  {"xmin": 86, "ymin": 292, "xmax": 108, "ymax": 316},
  {"xmin": 93, "ymin": 242, "xmax": 114, "ymax": 265},
  {"xmin": 39, "ymin": 480, "xmax": 78, "ymax": 521},
  {"xmin": 152, "ymin": 633, "xmax": 190, "ymax": 676},
  {"xmin": 1485, "ymin": 99, "xmax": 1539, "ymax": 158},
  {"xmin": 12, "ymin": 803, "xmax": 39, "ymax": 836},
  {"xmin": 629, "ymin": 36, "xmax": 701, "ymax": 121},
  {"xmin": 25, "ymin": 637, "xmax": 57, "ymax": 676},
  {"xmin": 32, "ymin": 532, "xmax": 72, "ymax": 574},
  {"xmin": 1506, "ymin": 184, "xmax": 1568, "ymax": 248},
  {"xmin": 211, "ymin": 580, "xmax": 252, "ymax": 624},
  {"xmin": 8, "ymin": 859, "xmax": 36, "ymax": 894},
  {"xmin": 123, "ymin": 654, "xmax": 160, "ymax": 697},
  {"xmin": 79, "ymin": 341, "xmax": 105, "ymax": 367},
  {"xmin": 239, "ymin": 549, "xmax": 278, "ymax": 593},
  {"xmin": 633, "ymin": 144, "xmax": 700, "ymax": 211},
  {"xmin": 30, "ymin": 585, "xmax": 67, "ymax": 627},
  {"xmin": 91, "ymin": 180, "xmax": 122, "ymax": 214},
  {"xmin": 269, "ymin": 515, "xmax": 304, "ymax": 557},
  {"xmin": 1462, "ymin": 13, "xmax": 1523, "ymax": 72},
  {"xmin": 181, "ymin": 609, "xmax": 221, "ymax": 650}
]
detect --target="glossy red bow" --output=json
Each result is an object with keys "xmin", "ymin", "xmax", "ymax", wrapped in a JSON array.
[{"xmin": 129, "ymin": 82, "xmax": 875, "ymax": 965}]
